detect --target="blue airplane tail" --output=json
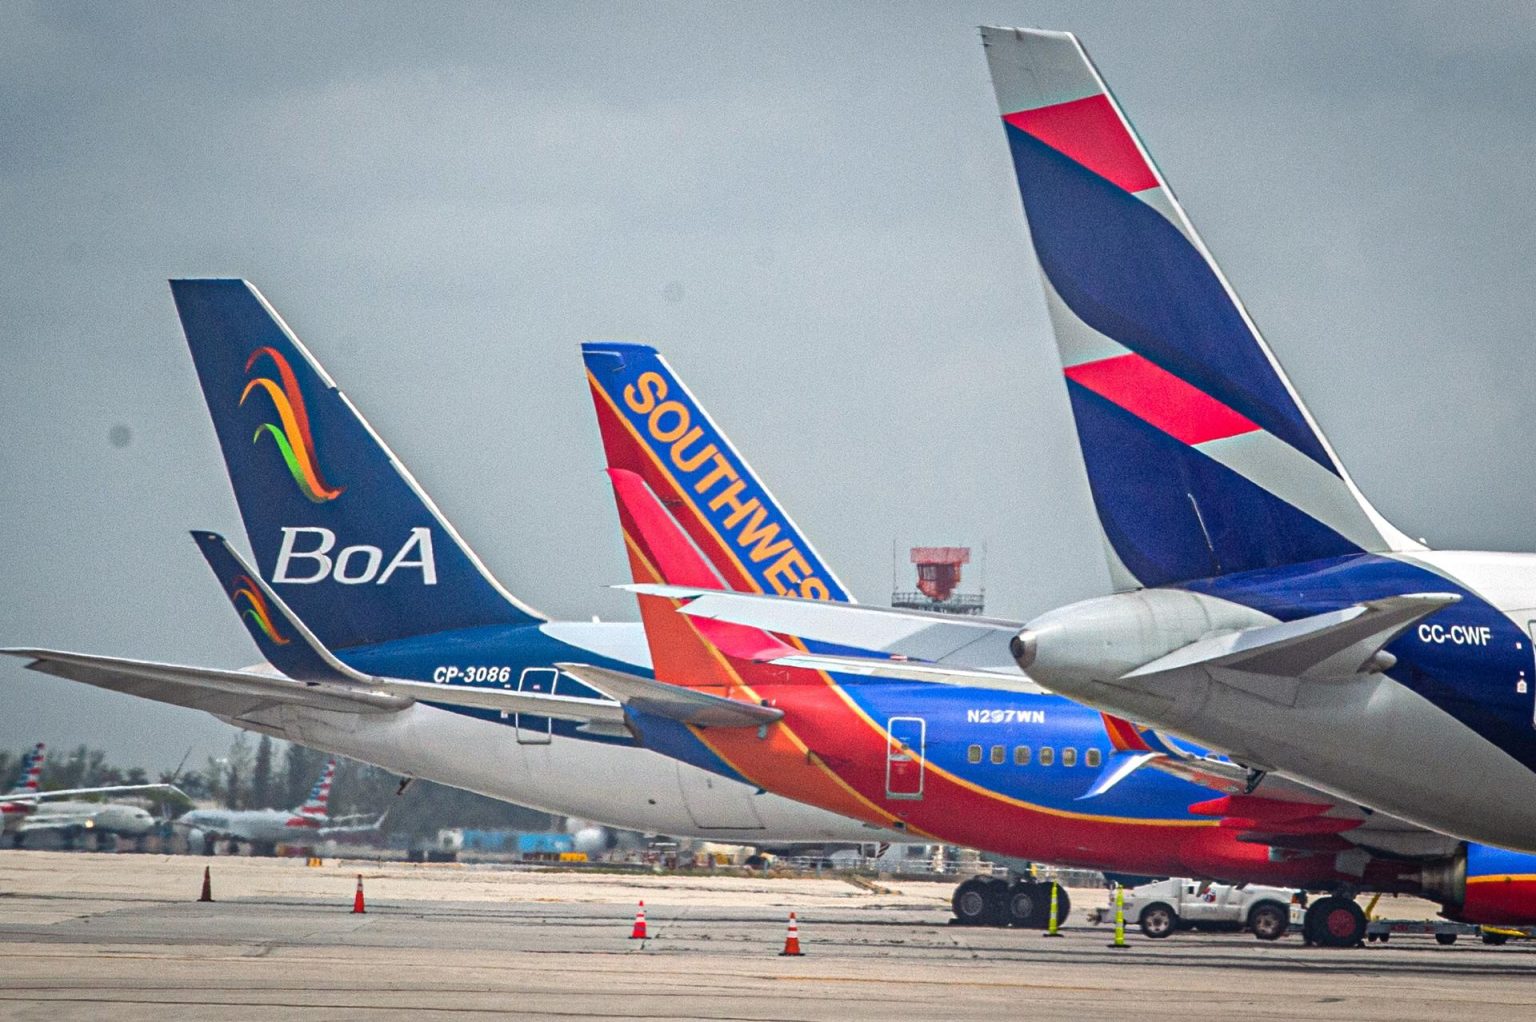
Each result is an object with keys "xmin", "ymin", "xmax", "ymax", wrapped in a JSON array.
[
  {"xmin": 981, "ymin": 28, "xmax": 1418, "ymax": 589},
  {"xmin": 583, "ymin": 341, "xmax": 851, "ymax": 602},
  {"xmin": 171, "ymin": 279, "xmax": 542, "ymax": 650}
]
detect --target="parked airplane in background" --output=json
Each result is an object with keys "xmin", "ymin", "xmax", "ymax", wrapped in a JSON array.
[
  {"xmin": 2, "ymin": 280, "xmax": 893, "ymax": 847},
  {"xmin": 2, "ymin": 743, "xmax": 183, "ymax": 848},
  {"xmin": 617, "ymin": 28, "xmax": 1536, "ymax": 858},
  {"xmin": 569, "ymin": 342, "xmax": 1536, "ymax": 943},
  {"xmin": 176, "ymin": 757, "xmax": 379, "ymax": 854}
]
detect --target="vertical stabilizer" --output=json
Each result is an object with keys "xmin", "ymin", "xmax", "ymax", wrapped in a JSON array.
[
  {"xmin": 980, "ymin": 27, "xmax": 1418, "ymax": 589},
  {"xmin": 584, "ymin": 342, "xmax": 851, "ymax": 602},
  {"xmin": 171, "ymin": 279, "xmax": 543, "ymax": 649}
]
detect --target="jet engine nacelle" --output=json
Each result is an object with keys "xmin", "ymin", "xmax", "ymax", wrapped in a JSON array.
[
  {"xmin": 1428, "ymin": 843, "xmax": 1536, "ymax": 926},
  {"xmin": 1012, "ymin": 589, "xmax": 1270, "ymax": 689}
]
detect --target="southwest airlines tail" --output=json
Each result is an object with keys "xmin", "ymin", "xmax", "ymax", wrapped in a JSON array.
[
  {"xmin": 6, "ymin": 743, "xmax": 45, "ymax": 796},
  {"xmin": 583, "ymin": 342, "xmax": 851, "ymax": 602},
  {"xmin": 980, "ymin": 27, "xmax": 1417, "ymax": 589},
  {"xmin": 170, "ymin": 279, "xmax": 542, "ymax": 650}
]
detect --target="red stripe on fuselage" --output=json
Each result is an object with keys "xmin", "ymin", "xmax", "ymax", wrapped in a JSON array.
[
  {"xmin": 1003, "ymin": 94, "xmax": 1158, "ymax": 193},
  {"xmin": 1065, "ymin": 353, "xmax": 1260, "ymax": 446}
]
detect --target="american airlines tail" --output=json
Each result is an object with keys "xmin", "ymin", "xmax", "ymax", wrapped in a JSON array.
[
  {"xmin": 169, "ymin": 280, "xmax": 543, "ymax": 650},
  {"xmin": 583, "ymin": 342, "xmax": 851, "ymax": 602},
  {"xmin": 979, "ymin": 27, "xmax": 1419, "ymax": 590},
  {"xmin": 6, "ymin": 743, "xmax": 45, "ymax": 796},
  {"xmin": 289, "ymin": 758, "xmax": 336, "ymax": 825}
]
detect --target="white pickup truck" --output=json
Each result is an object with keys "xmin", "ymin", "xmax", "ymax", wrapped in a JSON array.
[{"xmin": 1089, "ymin": 879, "xmax": 1299, "ymax": 940}]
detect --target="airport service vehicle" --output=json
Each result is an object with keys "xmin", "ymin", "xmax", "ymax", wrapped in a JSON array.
[
  {"xmin": 1087, "ymin": 879, "xmax": 1297, "ymax": 940},
  {"xmin": 2, "ymin": 281, "xmax": 892, "ymax": 847},
  {"xmin": 625, "ymin": 28, "xmax": 1536, "ymax": 860},
  {"xmin": 567, "ymin": 343, "xmax": 1536, "ymax": 943},
  {"xmin": 2, "ymin": 742, "xmax": 184, "ymax": 847},
  {"xmin": 175, "ymin": 757, "xmax": 379, "ymax": 854}
]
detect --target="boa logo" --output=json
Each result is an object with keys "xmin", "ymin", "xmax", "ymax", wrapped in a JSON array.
[
  {"xmin": 230, "ymin": 574, "xmax": 290, "ymax": 645},
  {"xmin": 273, "ymin": 526, "xmax": 438, "ymax": 585},
  {"xmin": 241, "ymin": 346, "xmax": 344, "ymax": 503}
]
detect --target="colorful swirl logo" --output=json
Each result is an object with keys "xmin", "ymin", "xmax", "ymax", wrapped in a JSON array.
[
  {"xmin": 241, "ymin": 346, "xmax": 344, "ymax": 503},
  {"xmin": 231, "ymin": 574, "xmax": 291, "ymax": 646}
]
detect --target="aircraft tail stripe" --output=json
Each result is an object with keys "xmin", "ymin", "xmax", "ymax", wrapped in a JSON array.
[
  {"xmin": 1065, "ymin": 352, "xmax": 1260, "ymax": 446},
  {"xmin": 1003, "ymin": 94, "xmax": 1158, "ymax": 193}
]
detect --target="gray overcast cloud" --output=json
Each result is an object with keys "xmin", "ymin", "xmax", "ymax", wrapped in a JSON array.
[{"xmin": 4, "ymin": 1, "xmax": 1536, "ymax": 770}]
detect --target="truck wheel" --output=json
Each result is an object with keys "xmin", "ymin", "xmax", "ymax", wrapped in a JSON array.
[
  {"xmin": 1481, "ymin": 931, "xmax": 1509, "ymax": 945},
  {"xmin": 1304, "ymin": 896, "xmax": 1367, "ymax": 948},
  {"xmin": 952, "ymin": 877, "xmax": 1005, "ymax": 926},
  {"xmin": 1139, "ymin": 902, "xmax": 1178, "ymax": 939},
  {"xmin": 1435, "ymin": 932, "xmax": 1458, "ymax": 946},
  {"xmin": 1248, "ymin": 902, "xmax": 1289, "ymax": 941}
]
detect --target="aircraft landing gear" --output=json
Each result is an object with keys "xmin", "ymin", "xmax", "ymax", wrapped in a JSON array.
[
  {"xmin": 951, "ymin": 876, "xmax": 1007, "ymax": 926},
  {"xmin": 1303, "ymin": 895, "xmax": 1367, "ymax": 947},
  {"xmin": 1005, "ymin": 881, "xmax": 1071, "ymax": 928},
  {"xmin": 951, "ymin": 877, "xmax": 1071, "ymax": 928}
]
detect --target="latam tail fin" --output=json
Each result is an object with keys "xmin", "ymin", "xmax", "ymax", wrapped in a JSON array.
[
  {"xmin": 291, "ymin": 758, "xmax": 336, "ymax": 821},
  {"xmin": 6, "ymin": 742, "xmax": 45, "ymax": 796},
  {"xmin": 980, "ymin": 28, "xmax": 1418, "ymax": 589},
  {"xmin": 584, "ymin": 342, "xmax": 851, "ymax": 602},
  {"xmin": 170, "ymin": 279, "xmax": 542, "ymax": 650},
  {"xmin": 190, "ymin": 529, "xmax": 362, "ymax": 683}
]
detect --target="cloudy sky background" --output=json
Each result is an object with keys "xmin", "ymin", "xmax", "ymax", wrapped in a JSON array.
[{"xmin": 5, "ymin": 1, "xmax": 1536, "ymax": 770}]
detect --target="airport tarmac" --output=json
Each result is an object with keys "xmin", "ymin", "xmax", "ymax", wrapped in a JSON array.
[{"xmin": 1, "ymin": 853, "xmax": 1533, "ymax": 1021}]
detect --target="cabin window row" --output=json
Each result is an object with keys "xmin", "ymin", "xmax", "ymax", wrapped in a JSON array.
[{"xmin": 966, "ymin": 744, "xmax": 1102, "ymax": 769}]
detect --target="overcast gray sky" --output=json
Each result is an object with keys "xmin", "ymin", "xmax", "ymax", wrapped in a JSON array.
[{"xmin": 5, "ymin": 1, "xmax": 1536, "ymax": 771}]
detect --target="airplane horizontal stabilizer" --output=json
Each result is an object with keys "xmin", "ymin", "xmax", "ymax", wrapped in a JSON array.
[
  {"xmin": 618, "ymin": 584, "xmax": 1023, "ymax": 673},
  {"xmin": 557, "ymin": 662, "xmax": 783, "ymax": 728},
  {"xmin": 765, "ymin": 652, "xmax": 1041, "ymax": 692},
  {"xmin": 1122, "ymin": 593, "xmax": 1461, "ymax": 682},
  {"xmin": 3, "ymin": 648, "xmax": 409, "ymax": 715}
]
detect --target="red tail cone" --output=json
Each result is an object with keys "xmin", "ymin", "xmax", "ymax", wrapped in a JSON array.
[
  {"xmin": 352, "ymin": 874, "xmax": 366, "ymax": 914},
  {"xmin": 779, "ymin": 911, "xmax": 804, "ymax": 956},
  {"xmin": 198, "ymin": 866, "xmax": 213, "ymax": 903},
  {"xmin": 629, "ymin": 899, "xmax": 648, "ymax": 940}
]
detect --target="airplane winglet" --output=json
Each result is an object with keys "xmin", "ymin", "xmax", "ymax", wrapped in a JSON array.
[
  {"xmin": 191, "ymin": 531, "xmax": 372, "ymax": 685},
  {"xmin": 1077, "ymin": 750, "xmax": 1163, "ymax": 801}
]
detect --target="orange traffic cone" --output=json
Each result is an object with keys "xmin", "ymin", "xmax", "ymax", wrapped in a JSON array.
[
  {"xmin": 629, "ymin": 900, "xmax": 648, "ymax": 939},
  {"xmin": 352, "ymin": 874, "xmax": 366, "ymax": 914},
  {"xmin": 198, "ymin": 866, "xmax": 213, "ymax": 903},
  {"xmin": 779, "ymin": 911, "xmax": 804, "ymax": 956}
]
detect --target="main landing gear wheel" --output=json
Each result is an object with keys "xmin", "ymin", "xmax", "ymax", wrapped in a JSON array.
[
  {"xmin": 1011, "ymin": 882, "xmax": 1070, "ymax": 929},
  {"xmin": 1247, "ymin": 902, "xmax": 1289, "ymax": 941},
  {"xmin": 1303, "ymin": 896, "xmax": 1367, "ymax": 948},
  {"xmin": 1139, "ymin": 902, "xmax": 1179, "ymax": 939},
  {"xmin": 951, "ymin": 877, "xmax": 1007, "ymax": 926}
]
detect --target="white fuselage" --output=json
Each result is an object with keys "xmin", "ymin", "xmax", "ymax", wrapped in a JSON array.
[
  {"xmin": 177, "ymin": 807, "xmax": 318, "ymax": 844},
  {"xmin": 225, "ymin": 699, "xmax": 895, "ymax": 845},
  {"xmin": 1021, "ymin": 549, "xmax": 1536, "ymax": 852},
  {"xmin": 16, "ymin": 800, "xmax": 156, "ymax": 837}
]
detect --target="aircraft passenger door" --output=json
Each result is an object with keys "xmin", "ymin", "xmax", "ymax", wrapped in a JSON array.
[
  {"xmin": 514, "ymin": 668, "xmax": 555, "ymax": 745},
  {"xmin": 885, "ymin": 716, "xmax": 926, "ymax": 800}
]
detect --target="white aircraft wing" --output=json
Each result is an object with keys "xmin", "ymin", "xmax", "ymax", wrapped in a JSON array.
[
  {"xmin": 2, "ymin": 647, "xmax": 627, "ymax": 728},
  {"xmin": 1, "ymin": 782, "xmax": 187, "ymax": 804}
]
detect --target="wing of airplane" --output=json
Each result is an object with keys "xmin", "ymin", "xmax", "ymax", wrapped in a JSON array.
[{"xmin": 0, "ymin": 782, "xmax": 187, "ymax": 805}]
